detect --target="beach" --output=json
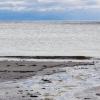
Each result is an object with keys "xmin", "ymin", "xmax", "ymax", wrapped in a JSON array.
[
  {"xmin": 0, "ymin": 22, "xmax": 100, "ymax": 100},
  {"xmin": 0, "ymin": 57, "xmax": 100, "ymax": 100}
]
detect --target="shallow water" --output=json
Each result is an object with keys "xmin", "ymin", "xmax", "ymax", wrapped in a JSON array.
[{"xmin": 0, "ymin": 22, "xmax": 100, "ymax": 57}]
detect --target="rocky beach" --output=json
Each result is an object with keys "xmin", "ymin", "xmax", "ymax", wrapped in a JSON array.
[{"xmin": 0, "ymin": 56, "xmax": 99, "ymax": 100}]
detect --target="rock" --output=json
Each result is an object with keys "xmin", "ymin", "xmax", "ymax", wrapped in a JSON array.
[
  {"xmin": 84, "ymin": 97, "xmax": 91, "ymax": 99},
  {"xmin": 96, "ymin": 93, "xmax": 100, "ymax": 96},
  {"xmin": 41, "ymin": 79, "xmax": 52, "ymax": 83}
]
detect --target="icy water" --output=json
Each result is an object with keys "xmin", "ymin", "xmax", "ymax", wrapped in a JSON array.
[{"xmin": 0, "ymin": 22, "xmax": 100, "ymax": 57}]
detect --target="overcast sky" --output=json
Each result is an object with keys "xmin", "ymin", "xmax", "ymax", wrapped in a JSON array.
[{"xmin": 0, "ymin": 0, "xmax": 100, "ymax": 20}]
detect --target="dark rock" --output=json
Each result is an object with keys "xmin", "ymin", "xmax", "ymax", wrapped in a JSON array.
[
  {"xmin": 30, "ymin": 95, "xmax": 38, "ymax": 97},
  {"xmin": 31, "ymin": 65, "xmax": 36, "ymax": 66},
  {"xmin": 22, "ymin": 96, "xmax": 25, "ymax": 98},
  {"xmin": 84, "ymin": 97, "xmax": 91, "ymax": 99},
  {"xmin": 27, "ymin": 93, "xmax": 38, "ymax": 98},
  {"xmin": 41, "ymin": 79, "xmax": 52, "ymax": 83},
  {"xmin": 96, "ymin": 93, "xmax": 100, "ymax": 96},
  {"xmin": 42, "ymin": 88, "xmax": 46, "ymax": 89}
]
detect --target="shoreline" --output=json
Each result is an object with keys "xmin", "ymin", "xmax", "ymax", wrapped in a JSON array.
[
  {"xmin": 0, "ymin": 56, "xmax": 93, "ymax": 60},
  {"xmin": 0, "ymin": 58, "xmax": 95, "ymax": 81}
]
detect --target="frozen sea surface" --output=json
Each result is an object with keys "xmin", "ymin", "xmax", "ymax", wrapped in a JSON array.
[{"xmin": 0, "ymin": 22, "xmax": 100, "ymax": 57}]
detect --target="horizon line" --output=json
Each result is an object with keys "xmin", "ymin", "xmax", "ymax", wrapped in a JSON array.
[{"xmin": 0, "ymin": 20, "xmax": 100, "ymax": 23}]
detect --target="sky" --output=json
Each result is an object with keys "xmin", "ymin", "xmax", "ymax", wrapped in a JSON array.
[{"xmin": 0, "ymin": 0, "xmax": 100, "ymax": 20}]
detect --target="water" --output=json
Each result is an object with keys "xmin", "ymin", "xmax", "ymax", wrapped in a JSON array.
[{"xmin": 0, "ymin": 22, "xmax": 100, "ymax": 57}]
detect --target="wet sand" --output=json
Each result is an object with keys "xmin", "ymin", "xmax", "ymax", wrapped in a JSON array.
[{"xmin": 0, "ymin": 57, "xmax": 100, "ymax": 100}]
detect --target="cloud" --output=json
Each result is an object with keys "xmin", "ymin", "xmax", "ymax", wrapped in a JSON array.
[{"xmin": 0, "ymin": 0, "xmax": 100, "ymax": 12}]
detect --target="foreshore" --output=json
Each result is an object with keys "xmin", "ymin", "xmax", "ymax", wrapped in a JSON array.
[{"xmin": 0, "ymin": 56, "xmax": 100, "ymax": 100}]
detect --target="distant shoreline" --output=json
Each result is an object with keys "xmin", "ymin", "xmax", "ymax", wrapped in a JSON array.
[{"xmin": 0, "ymin": 20, "xmax": 100, "ymax": 24}]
